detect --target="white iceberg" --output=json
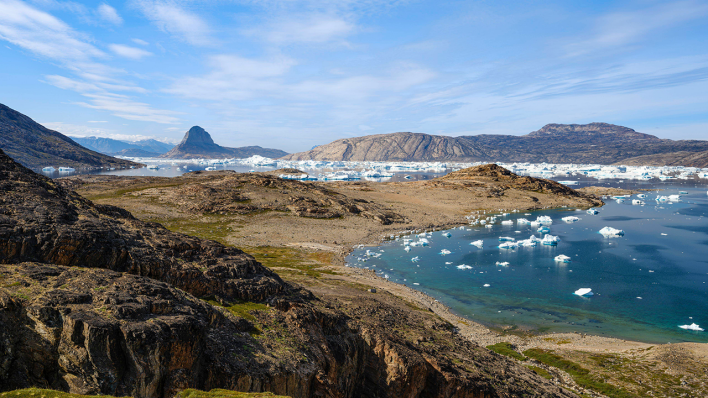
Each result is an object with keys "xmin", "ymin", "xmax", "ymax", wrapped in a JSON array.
[
  {"xmin": 499, "ymin": 241, "xmax": 519, "ymax": 249},
  {"xmin": 599, "ymin": 226, "xmax": 624, "ymax": 237},
  {"xmin": 439, "ymin": 249, "xmax": 452, "ymax": 255},
  {"xmin": 501, "ymin": 220, "xmax": 514, "ymax": 225},
  {"xmin": 541, "ymin": 235, "xmax": 560, "ymax": 245},
  {"xmin": 679, "ymin": 323, "xmax": 704, "ymax": 331},
  {"xmin": 411, "ymin": 256, "xmax": 420, "ymax": 262},
  {"xmin": 574, "ymin": 288, "xmax": 593, "ymax": 296},
  {"xmin": 555, "ymin": 254, "xmax": 571, "ymax": 263},
  {"xmin": 495, "ymin": 261, "xmax": 510, "ymax": 266},
  {"xmin": 632, "ymin": 199, "xmax": 645, "ymax": 205},
  {"xmin": 516, "ymin": 218, "xmax": 531, "ymax": 225},
  {"xmin": 498, "ymin": 236, "xmax": 515, "ymax": 241},
  {"xmin": 404, "ymin": 246, "xmax": 411, "ymax": 252},
  {"xmin": 536, "ymin": 215, "xmax": 553, "ymax": 224},
  {"xmin": 562, "ymin": 216, "xmax": 580, "ymax": 223},
  {"xmin": 483, "ymin": 284, "xmax": 491, "ymax": 287},
  {"xmin": 442, "ymin": 232, "xmax": 452, "ymax": 237},
  {"xmin": 470, "ymin": 240, "xmax": 484, "ymax": 248},
  {"xmin": 587, "ymin": 208, "xmax": 599, "ymax": 215},
  {"xmin": 457, "ymin": 264, "xmax": 472, "ymax": 270}
]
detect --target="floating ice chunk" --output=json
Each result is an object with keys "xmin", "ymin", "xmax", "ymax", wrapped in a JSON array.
[
  {"xmin": 661, "ymin": 233, "xmax": 668, "ymax": 236},
  {"xmin": 518, "ymin": 235, "xmax": 540, "ymax": 247},
  {"xmin": 499, "ymin": 236, "xmax": 515, "ymax": 242},
  {"xmin": 483, "ymin": 284, "xmax": 490, "ymax": 287},
  {"xmin": 541, "ymin": 235, "xmax": 560, "ymax": 246},
  {"xmin": 679, "ymin": 191, "xmax": 688, "ymax": 195},
  {"xmin": 501, "ymin": 220, "xmax": 514, "ymax": 225},
  {"xmin": 574, "ymin": 288, "xmax": 593, "ymax": 296},
  {"xmin": 413, "ymin": 282, "xmax": 420, "ymax": 285},
  {"xmin": 656, "ymin": 195, "xmax": 669, "ymax": 202},
  {"xmin": 485, "ymin": 224, "xmax": 493, "ymax": 229},
  {"xmin": 495, "ymin": 261, "xmax": 509, "ymax": 266},
  {"xmin": 637, "ymin": 194, "xmax": 647, "ymax": 198},
  {"xmin": 668, "ymin": 194, "xmax": 681, "ymax": 202},
  {"xmin": 457, "ymin": 264, "xmax": 472, "ymax": 270},
  {"xmin": 537, "ymin": 226, "xmax": 550, "ymax": 234},
  {"xmin": 442, "ymin": 232, "xmax": 452, "ymax": 238},
  {"xmin": 599, "ymin": 226, "xmax": 624, "ymax": 237},
  {"xmin": 536, "ymin": 215, "xmax": 553, "ymax": 224},
  {"xmin": 679, "ymin": 323, "xmax": 704, "ymax": 331},
  {"xmin": 404, "ymin": 246, "xmax": 411, "ymax": 252},
  {"xmin": 499, "ymin": 241, "xmax": 519, "ymax": 249},
  {"xmin": 636, "ymin": 297, "xmax": 642, "ymax": 299},
  {"xmin": 562, "ymin": 216, "xmax": 580, "ymax": 223},
  {"xmin": 516, "ymin": 218, "xmax": 531, "ymax": 225},
  {"xmin": 470, "ymin": 240, "xmax": 484, "ymax": 248},
  {"xmin": 587, "ymin": 208, "xmax": 599, "ymax": 215},
  {"xmin": 411, "ymin": 256, "xmax": 420, "ymax": 262},
  {"xmin": 439, "ymin": 249, "xmax": 452, "ymax": 255},
  {"xmin": 632, "ymin": 199, "xmax": 645, "ymax": 205},
  {"xmin": 555, "ymin": 254, "xmax": 571, "ymax": 263}
]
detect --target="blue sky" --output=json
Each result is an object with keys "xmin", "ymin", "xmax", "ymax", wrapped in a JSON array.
[{"xmin": 0, "ymin": 0, "xmax": 707, "ymax": 152}]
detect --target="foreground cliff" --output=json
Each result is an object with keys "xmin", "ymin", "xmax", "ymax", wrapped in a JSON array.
[{"xmin": 0, "ymin": 149, "xmax": 576, "ymax": 398}]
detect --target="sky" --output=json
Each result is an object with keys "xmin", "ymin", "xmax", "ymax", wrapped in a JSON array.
[{"xmin": 0, "ymin": 0, "xmax": 707, "ymax": 152}]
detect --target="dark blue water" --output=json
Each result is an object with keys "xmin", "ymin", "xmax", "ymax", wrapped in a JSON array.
[{"xmin": 347, "ymin": 186, "xmax": 708, "ymax": 343}]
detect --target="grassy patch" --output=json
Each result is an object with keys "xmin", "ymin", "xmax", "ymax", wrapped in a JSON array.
[
  {"xmin": 148, "ymin": 215, "xmax": 237, "ymax": 245},
  {"xmin": 486, "ymin": 342, "xmax": 526, "ymax": 361},
  {"xmin": 205, "ymin": 299, "xmax": 268, "ymax": 322},
  {"xmin": 526, "ymin": 365, "xmax": 553, "ymax": 379},
  {"xmin": 244, "ymin": 246, "xmax": 336, "ymax": 279},
  {"xmin": 177, "ymin": 389, "xmax": 290, "ymax": 398},
  {"xmin": 523, "ymin": 348, "xmax": 634, "ymax": 398},
  {"xmin": 84, "ymin": 182, "xmax": 183, "ymax": 201},
  {"xmin": 0, "ymin": 388, "xmax": 130, "ymax": 398}
]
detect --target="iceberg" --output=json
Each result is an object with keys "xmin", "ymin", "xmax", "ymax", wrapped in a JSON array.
[
  {"xmin": 599, "ymin": 226, "xmax": 624, "ymax": 237},
  {"xmin": 58, "ymin": 167, "xmax": 75, "ymax": 172},
  {"xmin": 632, "ymin": 199, "xmax": 645, "ymax": 205},
  {"xmin": 470, "ymin": 240, "xmax": 484, "ymax": 248},
  {"xmin": 499, "ymin": 241, "xmax": 519, "ymax": 249},
  {"xmin": 668, "ymin": 194, "xmax": 681, "ymax": 201},
  {"xmin": 501, "ymin": 220, "xmax": 514, "ymax": 225},
  {"xmin": 457, "ymin": 264, "xmax": 472, "ymax": 270},
  {"xmin": 518, "ymin": 235, "xmax": 540, "ymax": 247},
  {"xmin": 498, "ymin": 236, "xmax": 515, "ymax": 241},
  {"xmin": 439, "ymin": 249, "xmax": 452, "ymax": 255},
  {"xmin": 442, "ymin": 232, "xmax": 452, "ymax": 237},
  {"xmin": 495, "ymin": 261, "xmax": 510, "ymax": 266},
  {"xmin": 41, "ymin": 166, "xmax": 56, "ymax": 172},
  {"xmin": 483, "ymin": 284, "xmax": 491, "ymax": 287},
  {"xmin": 574, "ymin": 288, "xmax": 593, "ymax": 296},
  {"xmin": 587, "ymin": 208, "xmax": 599, "ymax": 215},
  {"xmin": 554, "ymin": 254, "xmax": 571, "ymax": 263},
  {"xmin": 537, "ymin": 226, "xmax": 550, "ymax": 234},
  {"xmin": 541, "ymin": 235, "xmax": 560, "ymax": 245},
  {"xmin": 562, "ymin": 216, "xmax": 580, "ymax": 223},
  {"xmin": 536, "ymin": 215, "xmax": 553, "ymax": 224},
  {"xmin": 516, "ymin": 218, "xmax": 531, "ymax": 225},
  {"xmin": 411, "ymin": 256, "xmax": 420, "ymax": 262},
  {"xmin": 679, "ymin": 323, "xmax": 704, "ymax": 331}
]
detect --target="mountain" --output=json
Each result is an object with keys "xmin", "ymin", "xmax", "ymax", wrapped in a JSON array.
[
  {"xmin": 616, "ymin": 150, "xmax": 708, "ymax": 168},
  {"xmin": 281, "ymin": 132, "xmax": 485, "ymax": 161},
  {"xmin": 160, "ymin": 126, "xmax": 288, "ymax": 159},
  {"xmin": 111, "ymin": 148, "xmax": 162, "ymax": 157},
  {"xmin": 0, "ymin": 103, "xmax": 141, "ymax": 170},
  {"xmin": 0, "ymin": 149, "xmax": 572, "ymax": 398},
  {"xmin": 284, "ymin": 123, "xmax": 708, "ymax": 166},
  {"xmin": 72, "ymin": 136, "xmax": 174, "ymax": 156}
]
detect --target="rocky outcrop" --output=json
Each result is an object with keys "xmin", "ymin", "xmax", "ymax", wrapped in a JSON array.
[
  {"xmin": 0, "ymin": 263, "xmax": 576, "ymax": 398},
  {"xmin": 615, "ymin": 150, "xmax": 708, "ymax": 168},
  {"xmin": 280, "ymin": 132, "xmax": 486, "ymax": 162},
  {"xmin": 0, "ymin": 149, "xmax": 284, "ymax": 302},
  {"xmin": 0, "ymin": 103, "xmax": 141, "ymax": 171},
  {"xmin": 160, "ymin": 126, "xmax": 288, "ymax": 159},
  {"xmin": 283, "ymin": 123, "xmax": 708, "ymax": 166}
]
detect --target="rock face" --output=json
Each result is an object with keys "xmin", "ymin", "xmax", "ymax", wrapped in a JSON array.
[
  {"xmin": 0, "ymin": 103, "xmax": 141, "ymax": 171},
  {"xmin": 0, "ymin": 149, "xmax": 578, "ymax": 398},
  {"xmin": 281, "ymin": 132, "xmax": 485, "ymax": 162},
  {"xmin": 161, "ymin": 126, "xmax": 288, "ymax": 159},
  {"xmin": 616, "ymin": 150, "xmax": 708, "ymax": 168},
  {"xmin": 0, "ymin": 149, "xmax": 284, "ymax": 302},
  {"xmin": 283, "ymin": 123, "xmax": 708, "ymax": 165}
]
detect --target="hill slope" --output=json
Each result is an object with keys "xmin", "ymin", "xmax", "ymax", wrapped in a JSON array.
[
  {"xmin": 160, "ymin": 126, "xmax": 288, "ymax": 159},
  {"xmin": 283, "ymin": 123, "xmax": 708, "ymax": 165},
  {"xmin": 72, "ymin": 136, "xmax": 174, "ymax": 155},
  {"xmin": 0, "ymin": 103, "xmax": 141, "ymax": 170},
  {"xmin": 616, "ymin": 150, "xmax": 708, "ymax": 168}
]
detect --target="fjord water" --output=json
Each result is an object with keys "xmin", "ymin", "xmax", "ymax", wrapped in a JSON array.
[{"xmin": 348, "ymin": 184, "xmax": 708, "ymax": 343}]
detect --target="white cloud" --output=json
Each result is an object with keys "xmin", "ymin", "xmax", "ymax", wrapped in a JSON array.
[
  {"xmin": 133, "ymin": 0, "xmax": 212, "ymax": 46},
  {"xmin": 109, "ymin": 43, "xmax": 153, "ymax": 59},
  {"xmin": 97, "ymin": 3, "xmax": 122, "ymax": 25},
  {"xmin": 132, "ymin": 38, "xmax": 149, "ymax": 46},
  {"xmin": 0, "ymin": 0, "xmax": 104, "ymax": 62},
  {"xmin": 247, "ymin": 14, "xmax": 355, "ymax": 45}
]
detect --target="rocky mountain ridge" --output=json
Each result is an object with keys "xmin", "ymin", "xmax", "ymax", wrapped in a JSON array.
[
  {"xmin": 0, "ymin": 103, "xmax": 141, "ymax": 170},
  {"xmin": 161, "ymin": 126, "xmax": 288, "ymax": 159},
  {"xmin": 72, "ymin": 136, "xmax": 174, "ymax": 156},
  {"xmin": 282, "ymin": 123, "xmax": 708, "ymax": 166}
]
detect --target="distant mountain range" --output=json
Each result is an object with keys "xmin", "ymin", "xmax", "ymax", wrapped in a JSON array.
[
  {"xmin": 72, "ymin": 136, "xmax": 175, "ymax": 157},
  {"xmin": 0, "ymin": 103, "xmax": 140, "ymax": 170},
  {"xmin": 160, "ymin": 126, "xmax": 288, "ymax": 159},
  {"xmin": 282, "ymin": 123, "xmax": 708, "ymax": 167}
]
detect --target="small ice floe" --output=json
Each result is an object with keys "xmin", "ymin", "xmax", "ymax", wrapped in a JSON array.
[
  {"xmin": 679, "ymin": 191, "xmax": 688, "ymax": 195},
  {"xmin": 404, "ymin": 246, "xmax": 411, "ymax": 252},
  {"xmin": 615, "ymin": 198, "xmax": 625, "ymax": 204},
  {"xmin": 518, "ymin": 235, "xmax": 540, "ymax": 247},
  {"xmin": 637, "ymin": 297, "xmax": 642, "ymax": 299},
  {"xmin": 537, "ymin": 226, "xmax": 550, "ymax": 234},
  {"xmin": 632, "ymin": 199, "xmax": 645, "ymax": 205},
  {"xmin": 679, "ymin": 323, "xmax": 704, "ymax": 331},
  {"xmin": 411, "ymin": 256, "xmax": 420, "ymax": 262},
  {"xmin": 587, "ymin": 208, "xmax": 599, "ymax": 215},
  {"xmin": 637, "ymin": 194, "xmax": 647, "ymax": 198},
  {"xmin": 661, "ymin": 233, "xmax": 668, "ymax": 236},
  {"xmin": 599, "ymin": 226, "xmax": 625, "ymax": 237},
  {"xmin": 483, "ymin": 284, "xmax": 491, "ymax": 287},
  {"xmin": 668, "ymin": 194, "xmax": 681, "ymax": 202},
  {"xmin": 562, "ymin": 216, "xmax": 580, "ymax": 223},
  {"xmin": 501, "ymin": 220, "xmax": 514, "ymax": 225},
  {"xmin": 495, "ymin": 261, "xmax": 509, "ymax": 266},
  {"xmin": 485, "ymin": 224, "xmax": 494, "ymax": 228},
  {"xmin": 459, "ymin": 226, "xmax": 466, "ymax": 230},
  {"xmin": 442, "ymin": 232, "xmax": 452, "ymax": 238},
  {"xmin": 470, "ymin": 240, "xmax": 484, "ymax": 248},
  {"xmin": 365, "ymin": 250, "xmax": 382, "ymax": 258},
  {"xmin": 574, "ymin": 288, "xmax": 593, "ymax": 296},
  {"xmin": 541, "ymin": 235, "xmax": 560, "ymax": 246},
  {"xmin": 499, "ymin": 236, "xmax": 515, "ymax": 242},
  {"xmin": 413, "ymin": 282, "xmax": 420, "ymax": 285},
  {"xmin": 517, "ymin": 218, "xmax": 531, "ymax": 225},
  {"xmin": 445, "ymin": 261, "xmax": 453, "ymax": 265},
  {"xmin": 536, "ymin": 215, "xmax": 553, "ymax": 224},
  {"xmin": 554, "ymin": 254, "xmax": 571, "ymax": 263},
  {"xmin": 499, "ymin": 241, "xmax": 519, "ymax": 249},
  {"xmin": 457, "ymin": 264, "xmax": 472, "ymax": 270},
  {"xmin": 439, "ymin": 249, "xmax": 452, "ymax": 255},
  {"xmin": 525, "ymin": 213, "xmax": 532, "ymax": 216}
]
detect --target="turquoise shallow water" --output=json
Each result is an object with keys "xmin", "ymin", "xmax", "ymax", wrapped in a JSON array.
[{"xmin": 347, "ymin": 183, "xmax": 708, "ymax": 343}]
